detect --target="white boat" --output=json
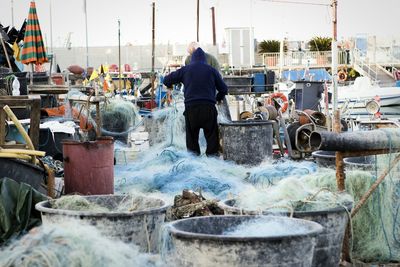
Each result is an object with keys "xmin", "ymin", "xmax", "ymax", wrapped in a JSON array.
[{"xmin": 338, "ymin": 77, "xmax": 400, "ymax": 108}]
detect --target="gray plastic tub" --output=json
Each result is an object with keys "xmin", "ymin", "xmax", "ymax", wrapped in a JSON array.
[
  {"xmin": 219, "ymin": 121, "xmax": 274, "ymax": 165},
  {"xmin": 311, "ymin": 150, "xmax": 336, "ymax": 168},
  {"xmin": 220, "ymin": 199, "xmax": 352, "ymax": 267},
  {"xmin": 344, "ymin": 156, "xmax": 375, "ymax": 171},
  {"xmin": 35, "ymin": 195, "xmax": 169, "ymax": 253},
  {"xmin": 163, "ymin": 215, "xmax": 323, "ymax": 267}
]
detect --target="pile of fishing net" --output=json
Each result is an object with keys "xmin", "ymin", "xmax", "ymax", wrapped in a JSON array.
[
  {"xmin": 305, "ymin": 157, "xmax": 400, "ymax": 263},
  {"xmin": 50, "ymin": 195, "xmax": 163, "ymax": 213},
  {"xmin": 234, "ymin": 170, "xmax": 353, "ymax": 214},
  {"xmin": 114, "ymin": 146, "xmax": 319, "ymax": 200},
  {"xmin": 144, "ymin": 99, "xmax": 232, "ymax": 150},
  {"xmin": 0, "ymin": 220, "xmax": 163, "ymax": 267},
  {"xmin": 115, "ymin": 147, "xmax": 249, "ymax": 198},
  {"xmin": 144, "ymin": 104, "xmax": 186, "ymax": 148},
  {"xmin": 100, "ymin": 98, "xmax": 141, "ymax": 137}
]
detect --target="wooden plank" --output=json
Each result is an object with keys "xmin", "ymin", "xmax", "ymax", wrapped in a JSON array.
[
  {"xmin": 0, "ymin": 110, "xmax": 5, "ymax": 146},
  {"xmin": 30, "ymin": 97, "xmax": 41, "ymax": 149},
  {"xmin": 0, "ymin": 95, "xmax": 41, "ymax": 108},
  {"xmin": 95, "ymin": 103, "xmax": 101, "ymax": 137},
  {"xmin": 1, "ymin": 144, "xmax": 28, "ymax": 149},
  {"xmin": 68, "ymin": 95, "xmax": 105, "ymax": 103},
  {"xmin": 0, "ymin": 95, "xmax": 29, "ymax": 100}
]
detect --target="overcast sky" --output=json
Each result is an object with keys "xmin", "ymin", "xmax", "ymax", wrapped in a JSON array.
[{"xmin": 1, "ymin": 0, "xmax": 399, "ymax": 48}]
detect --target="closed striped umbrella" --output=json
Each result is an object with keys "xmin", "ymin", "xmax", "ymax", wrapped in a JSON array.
[{"xmin": 21, "ymin": 1, "xmax": 48, "ymax": 65}]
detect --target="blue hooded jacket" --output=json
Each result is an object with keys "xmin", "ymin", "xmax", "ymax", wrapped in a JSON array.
[{"xmin": 163, "ymin": 48, "xmax": 227, "ymax": 106}]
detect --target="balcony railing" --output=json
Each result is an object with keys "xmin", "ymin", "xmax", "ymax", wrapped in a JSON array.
[{"xmin": 260, "ymin": 51, "xmax": 348, "ymax": 68}]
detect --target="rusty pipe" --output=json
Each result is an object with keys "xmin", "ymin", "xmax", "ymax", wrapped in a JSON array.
[{"xmin": 310, "ymin": 128, "xmax": 400, "ymax": 152}]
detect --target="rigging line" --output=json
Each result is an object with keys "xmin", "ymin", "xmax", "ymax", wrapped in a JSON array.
[{"xmin": 260, "ymin": 0, "xmax": 330, "ymax": 7}]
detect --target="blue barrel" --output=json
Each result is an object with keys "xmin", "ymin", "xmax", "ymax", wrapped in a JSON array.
[{"xmin": 252, "ymin": 73, "xmax": 265, "ymax": 92}]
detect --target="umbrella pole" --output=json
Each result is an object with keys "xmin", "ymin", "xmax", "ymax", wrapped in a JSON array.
[{"xmin": 30, "ymin": 63, "xmax": 34, "ymax": 85}]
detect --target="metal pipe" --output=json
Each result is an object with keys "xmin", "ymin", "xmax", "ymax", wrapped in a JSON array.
[
  {"xmin": 49, "ymin": 0, "xmax": 53, "ymax": 53},
  {"xmin": 11, "ymin": 0, "xmax": 15, "ymax": 27},
  {"xmin": 331, "ymin": 0, "xmax": 338, "ymax": 112},
  {"xmin": 84, "ymin": 0, "xmax": 89, "ymax": 68},
  {"xmin": 118, "ymin": 19, "xmax": 122, "ymax": 92},
  {"xmin": 196, "ymin": 0, "xmax": 200, "ymax": 42},
  {"xmin": 310, "ymin": 128, "xmax": 400, "ymax": 152},
  {"xmin": 151, "ymin": 2, "xmax": 155, "ymax": 110},
  {"xmin": 211, "ymin": 7, "xmax": 216, "ymax": 46}
]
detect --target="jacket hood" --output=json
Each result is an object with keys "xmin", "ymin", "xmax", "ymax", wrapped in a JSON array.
[{"xmin": 190, "ymin": 48, "xmax": 207, "ymax": 64}]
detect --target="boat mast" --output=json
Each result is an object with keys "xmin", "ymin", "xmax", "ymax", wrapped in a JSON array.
[
  {"xmin": 151, "ymin": 2, "xmax": 155, "ymax": 110},
  {"xmin": 11, "ymin": 0, "xmax": 15, "ymax": 27},
  {"xmin": 118, "ymin": 19, "xmax": 122, "ymax": 92},
  {"xmin": 84, "ymin": 0, "xmax": 89, "ymax": 68},
  {"xmin": 331, "ymin": 0, "xmax": 338, "ymax": 111},
  {"xmin": 196, "ymin": 0, "xmax": 200, "ymax": 42},
  {"xmin": 211, "ymin": 6, "xmax": 216, "ymax": 46}
]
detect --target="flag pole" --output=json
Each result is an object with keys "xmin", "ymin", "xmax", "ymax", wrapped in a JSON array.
[
  {"xmin": 151, "ymin": 2, "xmax": 155, "ymax": 110},
  {"xmin": 84, "ymin": 0, "xmax": 89, "ymax": 68},
  {"xmin": 11, "ymin": 0, "xmax": 15, "ymax": 27},
  {"xmin": 118, "ymin": 19, "xmax": 122, "ymax": 92}
]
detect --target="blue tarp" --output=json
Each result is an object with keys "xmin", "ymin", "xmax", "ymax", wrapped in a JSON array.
[{"xmin": 282, "ymin": 68, "xmax": 331, "ymax": 81}]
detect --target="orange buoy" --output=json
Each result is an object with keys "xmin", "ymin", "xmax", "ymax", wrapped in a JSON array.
[{"xmin": 266, "ymin": 92, "xmax": 289, "ymax": 113}]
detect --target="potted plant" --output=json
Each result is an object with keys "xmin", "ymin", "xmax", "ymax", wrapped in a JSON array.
[
  {"xmin": 258, "ymin": 40, "xmax": 281, "ymax": 67},
  {"xmin": 308, "ymin": 36, "xmax": 332, "ymax": 65}
]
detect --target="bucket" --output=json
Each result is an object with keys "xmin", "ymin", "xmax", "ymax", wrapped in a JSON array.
[
  {"xmin": 219, "ymin": 121, "xmax": 274, "ymax": 165},
  {"xmin": 344, "ymin": 156, "xmax": 375, "ymax": 171},
  {"xmin": 220, "ymin": 200, "xmax": 352, "ymax": 267},
  {"xmin": 163, "ymin": 215, "xmax": 322, "ymax": 267},
  {"xmin": 62, "ymin": 137, "xmax": 114, "ymax": 195},
  {"xmin": 35, "ymin": 194, "xmax": 169, "ymax": 253},
  {"xmin": 311, "ymin": 150, "xmax": 336, "ymax": 168}
]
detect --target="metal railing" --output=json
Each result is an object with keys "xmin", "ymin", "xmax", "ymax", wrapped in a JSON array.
[
  {"xmin": 260, "ymin": 51, "xmax": 348, "ymax": 68},
  {"xmin": 353, "ymin": 47, "xmax": 379, "ymax": 82}
]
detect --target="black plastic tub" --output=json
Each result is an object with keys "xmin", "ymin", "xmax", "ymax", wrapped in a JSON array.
[
  {"xmin": 219, "ymin": 120, "xmax": 274, "ymax": 165},
  {"xmin": 344, "ymin": 156, "xmax": 375, "ymax": 171},
  {"xmin": 163, "ymin": 215, "xmax": 322, "ymax": 267},
  {"xmin": 220, "ymin": 199, "xmax": 352, "ymax": 267},
  {"xmin": 36, "ymin": 195, "xmax": 169, "ymax": 253},
  {"xmin": 311, "ymin": 150, "xmax": 336, "ymax": 168}
]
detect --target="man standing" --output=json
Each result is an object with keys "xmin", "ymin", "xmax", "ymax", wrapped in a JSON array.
[
  {"xmin": 185, "ymin": 41, "xmax": 220, "ymax": 71},
  {"xmin": 163, "ymin": 48, "xmax": 227, "ymax": 156}
]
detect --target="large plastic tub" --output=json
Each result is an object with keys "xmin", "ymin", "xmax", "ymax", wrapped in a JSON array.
[
  {"xmin": 35, "ymin": 194, "xmax": 169, "ymax": 253},
  {"xmin": 219, "ymin": 121, "xmax": 273, "ymax": 165},
  {"xmin": 220, "ymin": 199, "xmax": 352, "ymax": 267},
  {"xmin": 163, "ymin": 215, "xmax": 322, "ymax": 267},
  {"xmin": 312, "ymin": 150, "xmax": 336, "ymax": 168}
]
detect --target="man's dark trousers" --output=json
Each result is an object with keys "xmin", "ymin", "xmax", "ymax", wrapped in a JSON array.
[{"xmin": 184, "ymin": 103, "xmax": 219, "ymax": 156}]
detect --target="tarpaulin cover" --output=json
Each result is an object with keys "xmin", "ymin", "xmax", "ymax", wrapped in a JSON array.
[
  {"xmin": 0, "ymin": 177, "xmax": 46, "ymax": 244},
  {"xmin": 282, "ymin": 68, "xmax": 331, "ymax": 81}
]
